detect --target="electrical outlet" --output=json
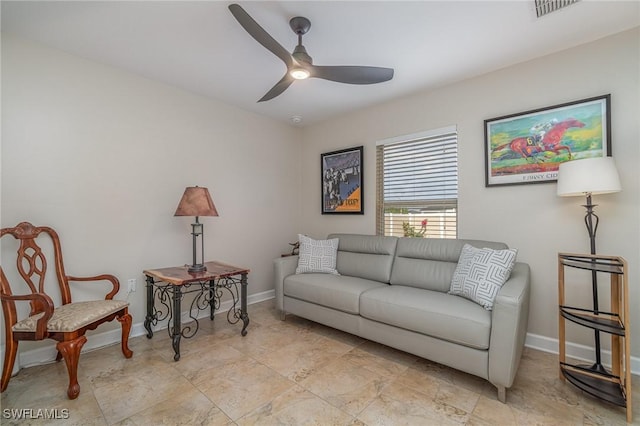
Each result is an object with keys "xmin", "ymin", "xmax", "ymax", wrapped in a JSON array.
[{"xmin": 127, "ymin": 279, "xmax": 136, "ymax": 293}]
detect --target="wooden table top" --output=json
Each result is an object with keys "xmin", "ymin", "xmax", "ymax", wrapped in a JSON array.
[{"xmin": 143, "ymin": 261, "xmax": 250, "ymax": 285}]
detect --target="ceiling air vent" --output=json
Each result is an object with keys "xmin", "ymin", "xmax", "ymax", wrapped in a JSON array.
[{"xmin": 535, "ymin": 0, "xmax": 580, "ymax": 18}]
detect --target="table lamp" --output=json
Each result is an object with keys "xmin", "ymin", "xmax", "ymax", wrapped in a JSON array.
[
  {"xmin": 556, "ymin": 156, "xmax": 621, "ymax": 373},
  {"xmin": 174, "ymin": 186, "xmax": 218, "ymax": 273}
]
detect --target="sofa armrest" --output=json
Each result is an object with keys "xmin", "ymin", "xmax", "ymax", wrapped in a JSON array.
[
  {"xmin": 273, "ymin": 256, "xmax": 299, "ymax": 313},
  {"xmin": 488, "ymin": 262, "xmax": 531, "ymax": 389}
]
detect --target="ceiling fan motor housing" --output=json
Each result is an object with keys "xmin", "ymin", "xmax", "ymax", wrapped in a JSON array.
[
  {"xmin": 290, "ymin": 17, "xmax": 313, "ymax": 65},
  {"xmin": 293, "ymin": 45, "xmax": 312, "ymax": 65}
]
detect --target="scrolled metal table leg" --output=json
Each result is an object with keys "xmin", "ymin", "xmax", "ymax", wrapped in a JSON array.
[
  {"xmin": 172, "ymin": 285, "xmax": 182, "ymax": 361},
  {"xmin": 144, "ymin": 275, "xmax": 155, "ymax": 338},
  {"xmin": 209, "ymin": 279, "xmax": 216, "ymax": 321},
  {"xmin": 240, "ymin": 272, "xmax": 250, "ymax": 336},
  {"xmin": 171, "ymin": 335, "xmax": 181, "ymax": 361}
]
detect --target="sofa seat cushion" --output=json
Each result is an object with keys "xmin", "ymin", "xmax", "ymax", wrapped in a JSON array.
[
  {"xmin": 284, "ymin": 273, "xmax": 387, "ymax": 315},
  {"xmin": 359, "ymin": 285, "xmax": 491, "ymax": 350}
]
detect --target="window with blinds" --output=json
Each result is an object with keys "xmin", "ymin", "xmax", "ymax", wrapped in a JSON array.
[{"xmin": 376, "ymin": 126, "xmax": 458, "ymax": 239}]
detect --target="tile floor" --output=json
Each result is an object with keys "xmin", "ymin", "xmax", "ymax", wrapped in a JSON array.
[{"xmin": 1, "ymin": 299, "xmax": 637, "ymax": 425}]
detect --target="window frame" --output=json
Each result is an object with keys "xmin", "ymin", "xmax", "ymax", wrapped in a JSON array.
[{"xmin": 376, "ymin": 125, "xmax": 458, "ymax": 239}]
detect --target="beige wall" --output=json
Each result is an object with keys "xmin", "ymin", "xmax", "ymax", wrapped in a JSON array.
[
  {"xmin": 1, "ymin": 34, "xmax": 301, "ymax": 358},
  {"xmin": 299, "ymin": 28, "xmax": 640, "ymax": 362}
]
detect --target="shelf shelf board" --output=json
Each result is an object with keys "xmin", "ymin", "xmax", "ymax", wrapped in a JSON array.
[
  {"xmin": 560, "ymin": 306, "xmax": 625, "ymax": 336},
  {"xmin": 560, "ymin": 364, "xmax": 627, "ymax": 407},
  {"xmin": 559, "ymin": 255, "xmax": 624, "ymax": 274}
]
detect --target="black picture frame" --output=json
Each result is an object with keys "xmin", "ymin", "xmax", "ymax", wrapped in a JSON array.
[
  {"xmin": 484, "ymin": 94, "xmax": 611, "ymax": 187},
  {"xmin": 321, "ymin": 146, "xmax": 364, "ymax": 214}
]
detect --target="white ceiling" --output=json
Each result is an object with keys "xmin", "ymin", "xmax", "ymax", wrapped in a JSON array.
[{"xmin": 2, "ymin": 1, "xmax": 639, "ymax": 126}]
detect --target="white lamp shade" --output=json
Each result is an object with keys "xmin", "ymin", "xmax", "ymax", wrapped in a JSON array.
[{"xmin": 557, "ymin": 157, "xmax": 621, "ymax": 197}]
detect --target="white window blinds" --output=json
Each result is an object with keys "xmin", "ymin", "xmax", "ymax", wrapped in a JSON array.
[{"xmin": 376, "ymin": 127, "xmax": 458, "ymax": 238}]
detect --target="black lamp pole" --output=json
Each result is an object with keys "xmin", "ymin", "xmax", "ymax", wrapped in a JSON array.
[{"xmin": 583, "ymin": 193, "xmax": 607, "ymax": 374}]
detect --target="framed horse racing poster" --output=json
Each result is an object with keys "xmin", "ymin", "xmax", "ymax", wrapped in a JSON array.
[
  {"xmin": 321, "ymin": 146, "xmax": 364, "ymax": 214},
  {"xmin": 484, "ymin": 94, "xmax": 611, "ymax": 187}
]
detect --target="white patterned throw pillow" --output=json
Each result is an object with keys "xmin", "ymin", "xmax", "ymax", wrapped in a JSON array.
[
  {"xmin": 295, "ymin": 234, "xmax": 340, "ymax": 275},
  {"xmin": 449, "ymin": 244, "xmax": 517, "ymax": 310}
]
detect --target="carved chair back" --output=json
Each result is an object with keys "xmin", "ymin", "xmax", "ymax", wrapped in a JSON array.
[{"xmin": 1, "ymin": 222, "xmax": 74, "ymax": 315}]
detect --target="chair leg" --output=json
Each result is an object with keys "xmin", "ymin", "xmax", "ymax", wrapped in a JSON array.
[
  {"xmin": 1, "ymin": 338, "xmax": 18, "ymax": 393},
  {"xmin": 117, "ymin": 312, "xmax": 133, "ymax": 358},
  {"xmin": 56, "ymin": 336, "xmax": 87, "ymax": 400}
]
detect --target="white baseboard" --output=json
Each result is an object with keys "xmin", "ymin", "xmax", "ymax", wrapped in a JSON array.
[
  {"xmin": 525, "ymin": 332, "xmax": 639, "ymax": 375},
  {"xmin": 8, "ymin": 294, "xmax": 639, "ymax": 377},
  {"xmin": 12, "ymin": 289, "xmax": 275, "ymax": 370}
]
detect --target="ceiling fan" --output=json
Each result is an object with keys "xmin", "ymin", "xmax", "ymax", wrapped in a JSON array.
[{"xmin": 228, "ymin": 3, "xmax": 394, "ymax": 102}]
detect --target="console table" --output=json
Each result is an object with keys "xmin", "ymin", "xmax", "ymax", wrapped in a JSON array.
[{"xmin": 143, "ymin": 261, "xmax": 250, "ymax": 361}]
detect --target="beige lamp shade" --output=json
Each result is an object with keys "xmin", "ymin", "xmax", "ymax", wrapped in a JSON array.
[
  {"xmin": 174, "ymin": 186, "xmax": 219, "ymax": 217},
  {"xmin": 557, "ymin": 157, "xmax": 621, "ymax": 197}
]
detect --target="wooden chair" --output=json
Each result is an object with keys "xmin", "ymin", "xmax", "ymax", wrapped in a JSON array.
[{"xmin": 0, "ymin": 222, "xmax": 133, "ymax": 399}]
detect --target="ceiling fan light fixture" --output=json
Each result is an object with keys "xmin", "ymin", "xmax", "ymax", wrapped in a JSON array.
[{"xmin": 290, "ymin": 68, "xmax": 310, "ymax": 80}]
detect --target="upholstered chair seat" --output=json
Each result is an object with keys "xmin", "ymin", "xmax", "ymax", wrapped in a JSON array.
[{"xmin": 12, "ymin": 300, "xmax": 129, "ymax": 333}]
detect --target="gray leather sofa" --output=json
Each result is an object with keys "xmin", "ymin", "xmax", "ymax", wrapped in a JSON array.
[{"xmin": 274, "ymin": 233, "xmax": 530, "ymax": 402}]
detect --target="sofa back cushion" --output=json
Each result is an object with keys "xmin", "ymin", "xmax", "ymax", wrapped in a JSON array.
[
  {"xmin": 390, "ymin": 238, "xmax": 508, "ymax": 292},
  {"xmin": 328, "ymin": 233, "xmax": 398, "ymax": 283}
]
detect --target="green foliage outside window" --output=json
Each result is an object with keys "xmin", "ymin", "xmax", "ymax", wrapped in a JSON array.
[{"xmin": 402, "ymin": 219, "xmax": 427, "ymax": 238}]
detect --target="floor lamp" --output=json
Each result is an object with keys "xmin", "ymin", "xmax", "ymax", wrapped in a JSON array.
[{"xmin": 557, "ymin": 156, "xmax": 621, "ymax": 373}]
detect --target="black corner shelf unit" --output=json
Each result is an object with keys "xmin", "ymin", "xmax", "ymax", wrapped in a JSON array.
[{"xmin": 558, "ymin": 253, "xmax": 632, "ymax": 423}]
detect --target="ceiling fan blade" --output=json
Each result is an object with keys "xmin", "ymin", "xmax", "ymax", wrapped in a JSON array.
[
  {"xmin": 258, "ymin": 74, "xmax": 295, "ymax": 102},
  {"xmin": 310, "ymin": 66, "xmax": 394, "ymax": 85},
  {"xmin": 228, "ymin": 4, "xmax": 293, "ymax": 68}
]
